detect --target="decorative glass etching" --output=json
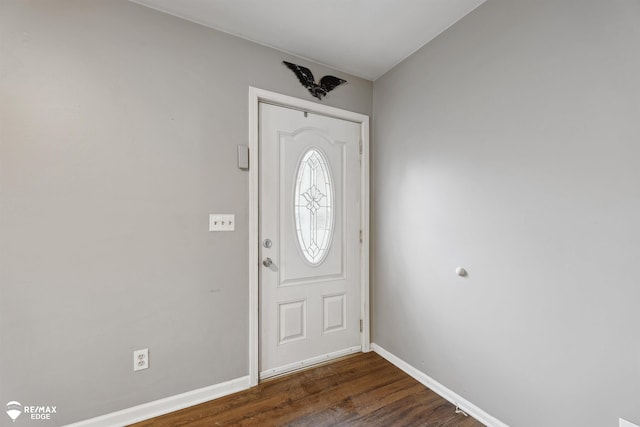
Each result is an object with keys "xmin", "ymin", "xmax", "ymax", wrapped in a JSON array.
[{"xmin": 294, "ymin": 148, "xmax": 334, "ymax": 265}]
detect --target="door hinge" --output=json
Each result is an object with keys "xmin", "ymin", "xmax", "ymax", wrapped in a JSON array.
[
  {"xmin": 359, "ymin": 139, "xmax": 363, "ymax": 155},
  {"xmin": 360, "ymin": 319, "xmax": 363, "ymax": 332},
  {"xmin": 359, "ymin": 229, "xmax": 363, "ymax": 243}
]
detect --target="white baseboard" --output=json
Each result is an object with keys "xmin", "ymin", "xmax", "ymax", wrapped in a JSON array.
[
  {"xmin": 64, "ymin": 376, "xmax": 250, "ymax": 427},
  {"xmin": 621, "ymin": 419, "xmax": 640, "ymax": 427},
  {"xmin": 371, "ymin": 343, "xmax": 508, "ymax": 427}
]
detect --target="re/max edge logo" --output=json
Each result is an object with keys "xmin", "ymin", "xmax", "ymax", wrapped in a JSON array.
[{"xmin": 6, "ymin": 401, "xmax": 58, "ymax": 422}]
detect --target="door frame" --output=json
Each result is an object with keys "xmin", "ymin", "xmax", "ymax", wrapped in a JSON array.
[{"xmin": 248, "ymin": 87, "xmax": 370, "ymax": 386}]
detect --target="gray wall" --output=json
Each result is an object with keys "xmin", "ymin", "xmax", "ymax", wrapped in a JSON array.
[
  {"xmin": 373, "ymin": 1, "xmax": 640, "ymax": 426},
  {"xmin": 0, "ymin": 1, "xmax": 372, "ymax": 425}
]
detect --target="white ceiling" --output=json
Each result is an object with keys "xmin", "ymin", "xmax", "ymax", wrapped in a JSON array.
[{"xmin": 130, "ymin": 0, "xmax": 486, "ymax": 81}]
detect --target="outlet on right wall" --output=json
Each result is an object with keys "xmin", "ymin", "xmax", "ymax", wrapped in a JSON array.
[{"xmin": 372, "ymin": 0, "xmax": 640, "ymax": 426}]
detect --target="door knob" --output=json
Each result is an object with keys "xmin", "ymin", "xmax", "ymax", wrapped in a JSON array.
[{"xmin": 263, "ymin": 257, "xmax": 273, "ymax": 267}]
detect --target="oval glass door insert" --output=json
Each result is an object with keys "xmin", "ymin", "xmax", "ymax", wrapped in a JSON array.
[{"xmin": 294, "ymin": 148, "xmax": 334, "ymax": 265}]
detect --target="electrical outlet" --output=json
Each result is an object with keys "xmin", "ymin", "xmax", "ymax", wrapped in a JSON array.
[
  {"xmin": 209, "ymin": 214, "xmax": 235, "ymax": 231},
  {"xmin": 133, "ymin": 348, "xmax": 149, "ymax": 372}
]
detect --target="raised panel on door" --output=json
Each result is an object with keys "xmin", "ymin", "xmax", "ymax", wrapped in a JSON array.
[{"xmin": 279, "ymin": 129, "xmax": 345, "ymax": 286}]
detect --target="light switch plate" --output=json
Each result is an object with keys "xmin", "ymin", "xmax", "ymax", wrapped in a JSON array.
[{"xmin": 209, "ymin": 214, "xmax": 235, "ymax": 231}]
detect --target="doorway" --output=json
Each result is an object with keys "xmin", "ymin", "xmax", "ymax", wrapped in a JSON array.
[{"xmin": 248, "ymin": 88, "xmax": 370, "ymax": 385}]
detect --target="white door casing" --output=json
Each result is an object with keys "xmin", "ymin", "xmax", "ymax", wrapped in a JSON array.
[{"xmin": 248, "ymin": 88, "xmax": 370, "ymax": 385}]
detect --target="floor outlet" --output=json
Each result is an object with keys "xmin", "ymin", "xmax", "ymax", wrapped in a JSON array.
[{"xmin": 134, "ymin": 348, "xmax": 149, "ymax": 372}]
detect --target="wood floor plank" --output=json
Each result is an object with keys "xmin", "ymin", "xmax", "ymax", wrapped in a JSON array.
[{"xmin": 129, "ymin": 352, "xmax": 484, "ymax": 427}]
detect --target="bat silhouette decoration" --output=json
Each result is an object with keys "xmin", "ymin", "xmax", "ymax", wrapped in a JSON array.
[{"xmin": 283, "ymin": 61, "xmax": 347, "ymax": 100}]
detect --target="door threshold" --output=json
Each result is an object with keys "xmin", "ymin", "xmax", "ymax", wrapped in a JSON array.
[{"xmin": 259, "ymin": 346, "xmax": 361, "ymax": 382}]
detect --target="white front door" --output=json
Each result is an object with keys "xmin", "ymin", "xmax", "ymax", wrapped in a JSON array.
[{"xmin": 259, "ymin": 102, "xmax": 362, "ymax": 379}]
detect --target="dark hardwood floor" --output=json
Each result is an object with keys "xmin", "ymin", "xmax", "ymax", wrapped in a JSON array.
[{"xmin": 130, "ymin": 352, "xmax": 484, "ymax": 426}]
